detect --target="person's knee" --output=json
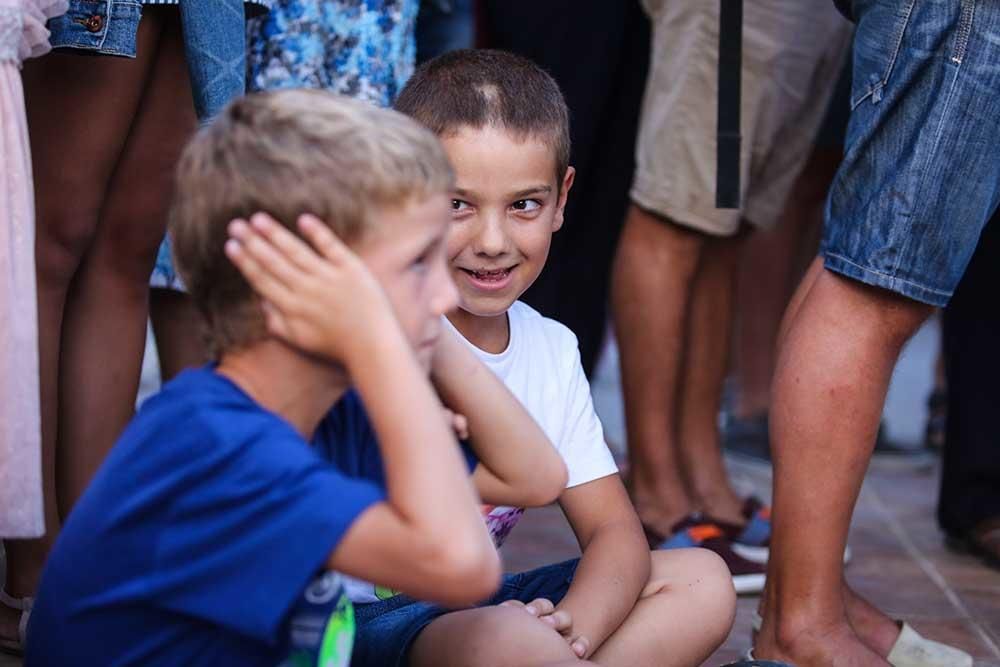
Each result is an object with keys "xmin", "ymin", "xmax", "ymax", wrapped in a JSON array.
[
  {"xmin": 649, "ymin": 548, "xmax": 736, "ymax": 639},
  {"xmin": 820, "ymin": 269, "xmax": 933, "ymax": 344},
  {"xmin": 92, "ymin": 200, "xmax": 170, "ymax": 283},
  {"xmin": 35, "ymin": 207, "xmax": 101, "ymax": 288}
]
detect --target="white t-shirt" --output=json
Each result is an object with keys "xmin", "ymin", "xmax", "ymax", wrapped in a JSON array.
[
  {"xmin": 447, "ymin": 301, "xmax": 618, "ymax": 549},
  {"xmin": 345, "ymin": 302, "xmax": 618, "ymax": 604}
]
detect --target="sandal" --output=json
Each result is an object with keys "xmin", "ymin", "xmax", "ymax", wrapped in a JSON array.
[{"xmin": 0, "ymin": 588, "xmax": 32, "ymax": 655}]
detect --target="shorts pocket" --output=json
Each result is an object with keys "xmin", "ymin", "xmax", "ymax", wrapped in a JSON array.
[{"xmin": 850, "ymin": 0, "xmax": 917, "ymax": 109}]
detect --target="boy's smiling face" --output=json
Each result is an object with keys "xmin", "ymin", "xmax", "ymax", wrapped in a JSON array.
[
  {"xmin": 357, "ymin": 192, "xmax": 458, "ymax": 369},
  {"xmin": 442, "ymin": 125, "xmax": 574, "ymax": 321}
]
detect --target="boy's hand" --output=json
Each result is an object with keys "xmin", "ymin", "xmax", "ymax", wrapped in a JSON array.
[
  {"xmin": 442, "ymin": 408, "xmax": 469, "ymax": 440},
  {"xmin": 500, "ymin": 598, "xmax": 590, "ymax": 658},
  {"xmin": 225, "ymin": 213, "xmax": 398, "ymax": 366}
]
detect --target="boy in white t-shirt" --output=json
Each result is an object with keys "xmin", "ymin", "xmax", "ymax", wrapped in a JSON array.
[{"xmin": 340, "ymin": 50, "xmax": 738, "ymax": 667}]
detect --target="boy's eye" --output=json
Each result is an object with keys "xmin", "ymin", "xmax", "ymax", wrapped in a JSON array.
[
  {"xmin": 511, "ymin": 199, "xmax": 541, "ymax": 212},
  {"xmin": 451, "ymin": 199, "xmax": 471, "ymax": 212}
]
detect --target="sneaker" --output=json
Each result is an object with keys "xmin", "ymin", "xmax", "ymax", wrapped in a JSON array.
[
  {"xmin": 646, "ymin": 515, "xmax": 766, "ymax": 594},
  {"xmin": 711, "ymin": 498, "xmax": 852, "ymax": 566},
  {"xmin": 711, "ymin": 497, "xmax": 771, "ymax": 564}
]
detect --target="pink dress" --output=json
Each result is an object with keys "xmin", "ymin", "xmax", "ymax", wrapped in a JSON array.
[{"xmin": 0, "ymin": 0, "xmax": 65, "ymax": 538}]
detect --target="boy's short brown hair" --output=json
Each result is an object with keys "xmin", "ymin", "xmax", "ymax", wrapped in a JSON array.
[
  {"xmin": 169, "ymin": 89, "xmax": 454, "ymax": 357},
  {"xmin": 395, "ymin": 49, "xmax": 570, "ymax": 184}
]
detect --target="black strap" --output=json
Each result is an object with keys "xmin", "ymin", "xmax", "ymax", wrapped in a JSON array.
[{"xmin": 716, "ymin": 0, "xmax": 743, "ymax": 209}]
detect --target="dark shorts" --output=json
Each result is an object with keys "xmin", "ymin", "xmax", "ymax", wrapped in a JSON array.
[
  {"xmin": 823, "ymin": 0, "xmax": 1000, "ymax": 306},
  {"xmin": 351, "ymin": 558, "xmax": 579, "ymax": 667}
]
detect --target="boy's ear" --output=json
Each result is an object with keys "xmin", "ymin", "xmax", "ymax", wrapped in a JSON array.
[{"xmin": 552, "ymin": 166, "xmax": 576, "ymax": 232}]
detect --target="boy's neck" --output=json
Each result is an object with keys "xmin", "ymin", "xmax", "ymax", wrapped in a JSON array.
[
  {"xmin": 217, "ymin": 341, "xmax": 350, "ymax": 439},
  {"xmin": 447, "ymin": 307, "xmax": 511, "ymax": 354}
]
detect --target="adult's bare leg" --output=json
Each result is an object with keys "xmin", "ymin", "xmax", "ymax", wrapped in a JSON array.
[
  {"xmin": 755, "ymin": 268, "xmax": 931, "ymax": 666},
  {"xmin": 734, "ymin": 148, "xmax": 839, "ymax": 419},
  {"xmin": 57, "ymin": 7, "xmax": 196, "ymax": 511},
  {"xmin": 150, "ymin": 289, "xmax": 207, "ymax": 382},
  {"xmin": 675, "ymin": 232, "xmax": 745, "ymax": 524},
  {"xmin": 612, "ymin": 204, "xmax": 704, "ymax": 535},
  {"xmin": 0, "ymin": 15, "xmax": 166, "ymax": 643}
]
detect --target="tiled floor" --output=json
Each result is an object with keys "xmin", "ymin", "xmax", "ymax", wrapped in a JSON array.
[{"xmin": 501, "ymin": 453, "xmax": 1000, "ymax": 666}]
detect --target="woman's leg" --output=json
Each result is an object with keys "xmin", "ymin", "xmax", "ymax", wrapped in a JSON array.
[
  {"xmin": 56, "ymin": 7, "xmax": 197, "ymax": 511},
  {"xmin": 1, "ymin": 13, "xmax": 167, "ymax": 639},
  {"xmin": 150, "ymin": 289, "xmax": 207, "ymax": 382},
  {"xmin": 589, "ymin": 548, "xmax": 735, "ymax": 667}
]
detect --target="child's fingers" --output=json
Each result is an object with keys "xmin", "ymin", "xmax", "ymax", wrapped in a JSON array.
[
  {"xmin": 524, "ymin": 598, "xmax": 554, "ymax": 617},
  {"xmin": 298, "ymin": 214, "xmax": 352, "ymax": 264},
  {"xmin": 539, "ymin": 609, "xmax": 571, "ymax": 632},
  {"xmin": 248, "ymin": 212, "xmax": 327, "ymax": 274},
  {"xmin": 570, "ymin": 636, "xmax": 590, "ymax": 658},
  {"xmin": 452, "ymin": 413, "xmax": 469, "ymax": 440},
  {"xmin": 225, "ymin": 239, "xmax": 294, "ymax": 307},
  {"xmin": 231, "ymin": 220, "xmax": 309, "ymax": 290}
]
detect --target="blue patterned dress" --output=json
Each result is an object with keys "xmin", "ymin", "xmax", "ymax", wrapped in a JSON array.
[{"xmin": 151, "ymin": 0, "xmax": 418, "ymax": 291}]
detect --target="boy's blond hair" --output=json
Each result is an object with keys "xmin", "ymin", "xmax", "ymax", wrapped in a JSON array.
[{"xmin": 169, "ymin": 89, "xmax": 454, "ymax": 356}]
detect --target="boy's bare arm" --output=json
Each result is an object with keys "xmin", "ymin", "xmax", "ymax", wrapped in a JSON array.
[
  {"xmin": 431, "ymin": 327, "xmax": 567, "ymax": 507},
  {"xmin": 552, "ymin": 475, "xmax": 650, "ymax": 657},
  {"xmin": 226, "ymin": 214, "xmax": 499, "ymax": 606}
]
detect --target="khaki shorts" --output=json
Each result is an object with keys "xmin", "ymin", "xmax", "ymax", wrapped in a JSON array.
[{"xmin": 632, "ymin": 0, "xmax": 853, "ymax": 236}]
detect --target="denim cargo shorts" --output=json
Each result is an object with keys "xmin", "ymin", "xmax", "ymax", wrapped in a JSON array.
[{"xmin": 823, "ymin": 0, "xmax": 1000, "ymax": 306}]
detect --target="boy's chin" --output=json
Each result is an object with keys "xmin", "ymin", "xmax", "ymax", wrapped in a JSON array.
[{"xmin": 457, "ymin": 295, "xmax": 518, "ymax": 320}]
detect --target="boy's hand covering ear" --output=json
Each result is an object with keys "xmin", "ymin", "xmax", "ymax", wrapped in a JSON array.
[
  {"xmin": 499, "ymin": 598, "xmax": 591, "ymax": 658},
  {"xmin": 225, "ymin": 212, "xmax": 396, "ymax": 366}
]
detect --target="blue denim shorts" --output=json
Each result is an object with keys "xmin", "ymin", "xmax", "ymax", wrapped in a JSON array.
[
  {"xmin": 823, "ymin": 0, "xmax": 1000, "ymax": 306},
  {"xmin": 351, "ymin": 558, "xmax": 579, "ymax": 667}
]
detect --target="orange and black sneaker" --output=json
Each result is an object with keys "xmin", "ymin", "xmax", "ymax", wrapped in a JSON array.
[{"xmin": 645, "ymin": 514, "xmax": 766, "ymax": 594}]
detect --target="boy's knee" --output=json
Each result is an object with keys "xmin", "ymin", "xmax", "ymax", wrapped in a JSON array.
[{"xmin": 650, "ymin": 548, "xmax": 736, "ymax": 629}]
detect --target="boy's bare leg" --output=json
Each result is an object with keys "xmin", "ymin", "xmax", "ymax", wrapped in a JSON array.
[
  {"xmin": 150, "ymin": 289, "xmax": 208, "ymax": 382},
  {"xmin": 755, "ymin": 266, "xmax": 930, "ymax": 665},
  {"xmin": 676, "ymin": 232, "xmax": 745, "ymax": 524},
  {"xmin": 611, "ymin": 204, "xmax": 703, "ymax": 534},
  {"xmin": 590, "ymin": 548, "xmax": 735, "ymax": 667},
  {"xmin": 409, "ymin": 605, "xmax": 583, "ymax": 667}
]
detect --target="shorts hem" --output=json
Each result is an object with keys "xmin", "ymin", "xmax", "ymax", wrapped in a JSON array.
[
  {"xmin": 630, "ymin": 183, "xmax": 739, "ymax": 238},
  {"xmin": 823, "ymin": 252, "xmax": 951, "ymax": 307}
]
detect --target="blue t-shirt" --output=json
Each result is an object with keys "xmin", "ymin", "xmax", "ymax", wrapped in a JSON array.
[{"xmin": 28, "ymin": 367, "xmax": 385, "ymax": 667}]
